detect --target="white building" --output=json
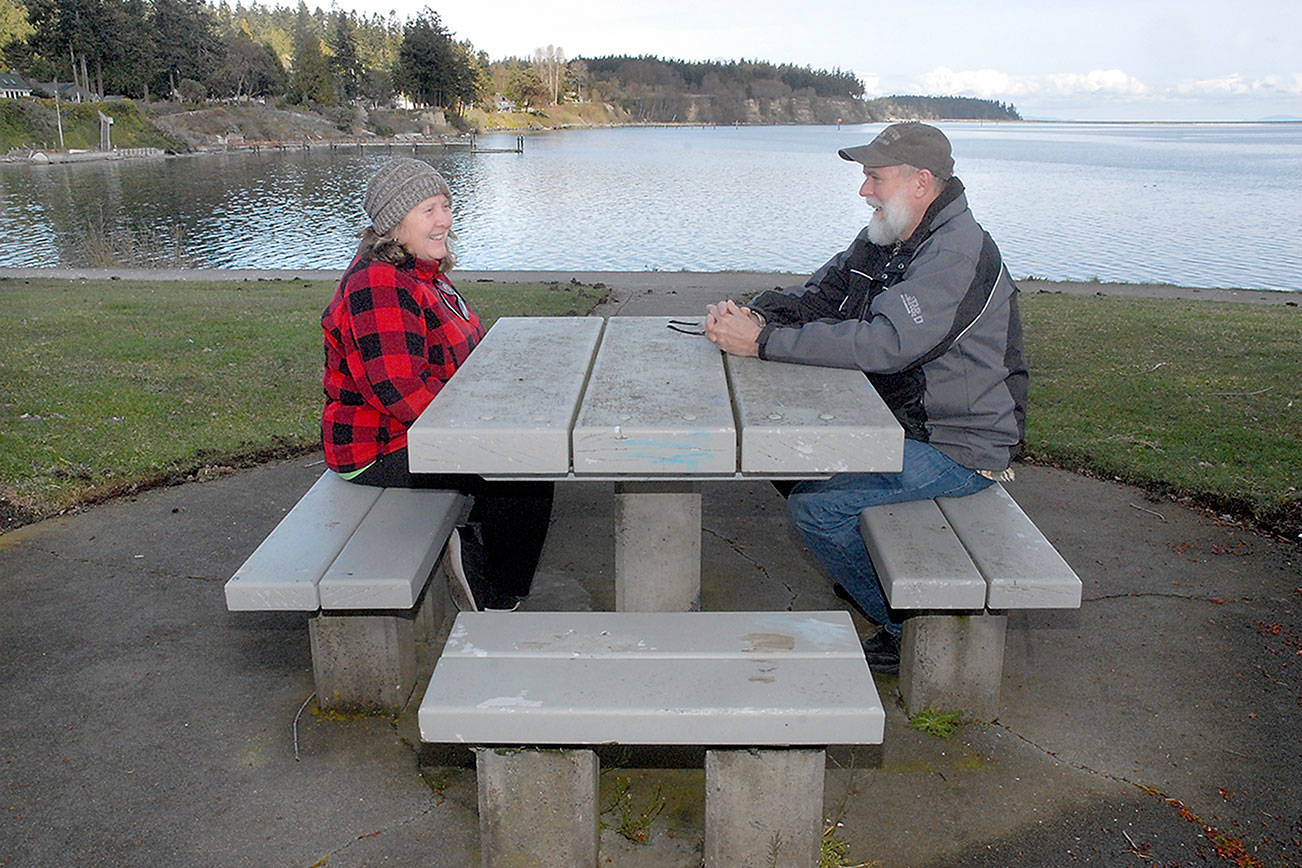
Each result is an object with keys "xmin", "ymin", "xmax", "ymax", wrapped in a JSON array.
[{"xmin": 0, "ymin": 71, "xmax": 34, "ymax": 99}]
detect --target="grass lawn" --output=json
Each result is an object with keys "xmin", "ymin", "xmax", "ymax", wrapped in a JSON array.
[
  {"xmin": 1, "ymin": 278, "xmax": 1297, "ymax": 538},
  {"xmin": 0, "ymin": 276, "xmax": 605, "ymax": 526},
  {"xmin": 1019, "ymin": 292, "xmax": 1298, "ymax": 537}
]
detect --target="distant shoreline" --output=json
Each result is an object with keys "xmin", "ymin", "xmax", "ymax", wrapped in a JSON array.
[
  {"xmin": 0, "ymin": 267, "xmax": 1294, "ymax": 304},
  {"xmin": 4, "ymin": 116, "xmax": 1299, "ymax": 166}
]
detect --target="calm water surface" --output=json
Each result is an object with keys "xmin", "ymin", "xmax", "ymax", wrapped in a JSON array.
[{"xmin": 2, "ymin": 122, "xmax": 1300, "ymax": 291}]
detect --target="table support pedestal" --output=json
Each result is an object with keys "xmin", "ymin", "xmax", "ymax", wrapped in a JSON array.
[{"xmin": 614, "ymin": 481, "xmax": 701, "ymax": 611}]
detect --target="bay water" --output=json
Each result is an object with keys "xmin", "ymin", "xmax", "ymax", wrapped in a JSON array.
[{"xmin": 2, "ymin": 122, "xmax": 1299, "ymax": 292}]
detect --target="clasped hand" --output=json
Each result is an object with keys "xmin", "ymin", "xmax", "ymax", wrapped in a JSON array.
[{"xmin": 704, "ymin": 299, "xmax": 762, "ymax": 357}]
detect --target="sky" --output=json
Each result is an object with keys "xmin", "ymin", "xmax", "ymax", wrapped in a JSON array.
[{"xmin": 335, "ymin": 0, "xmax": 1302, "ymax": 122}]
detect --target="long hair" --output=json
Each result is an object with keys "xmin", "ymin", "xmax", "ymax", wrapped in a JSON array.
[{"xmin": 355, "ymin": 227, "xmax": 457, "ymax": 274}]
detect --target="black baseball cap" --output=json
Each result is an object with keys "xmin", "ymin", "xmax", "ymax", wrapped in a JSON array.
[{"xmin": 838, "ymin": 122, "xmax": 954, "ymax": 180}]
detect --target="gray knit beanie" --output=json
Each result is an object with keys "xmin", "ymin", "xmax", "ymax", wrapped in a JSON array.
[{"xmin": 363, "ymin": 158, "xmax": 451, "ymax": 235}]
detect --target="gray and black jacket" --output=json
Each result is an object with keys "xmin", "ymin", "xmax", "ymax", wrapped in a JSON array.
[{"xmin": 750, "ymin": 178, "xmax": 1028, "ymax": 473}]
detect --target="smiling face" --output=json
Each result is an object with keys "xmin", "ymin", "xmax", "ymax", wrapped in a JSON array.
[
  {"xmin": 860, "ymin": 164, "xmax": 925, "ymax": 245},
  {"xmin": 392, "ymin": 193, "xmax": 453, "ymax": 262}
]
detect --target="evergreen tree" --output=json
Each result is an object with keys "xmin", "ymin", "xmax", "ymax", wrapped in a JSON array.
[
  {"xmin": 24, "ymin": 0, "xmax": 104, "ymax": 92},
  {"xmin": 288, "ymin": 1, "xmax": 331, "ymax": 104},
  {"xmin": 102, "ymin": 0, "xmax": 158, "ymax": 98},
  {"xmin": 151, "ymin": 0, "xmax": 220, "ymax": 98},
  {"xmin": 504, "ymin": 65, "xmax": 546, "ymax": 109},
  {"xmin": 211, "ymin": 26, "xmax": 284, "ymax": 98},
  {"xmin": 393, "ymin": 8, "xmax": 475, "ymax": 109},
  {"xmin": 328, "ymin": 11, "xmax": 362, "ymax": 101}
]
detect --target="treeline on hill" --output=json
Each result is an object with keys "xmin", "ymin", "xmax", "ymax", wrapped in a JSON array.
[
  {"xmin": 578, "ymin": 55, "xmax": 865, "ymax": 124},
  {"xmin": 866, "ymin": 95, "xmax": 1020, "ymax": 121},
  {"xmin": 0, "ymin": 0, "xmax": 1018, "ymax": 126},
  {"xmin": 0, "ymin": 0, "xmax": 478, "ymax": 107},
  {"xmin": 576, "ymin": 56, "xmax": 1019, "ymax": 124}
]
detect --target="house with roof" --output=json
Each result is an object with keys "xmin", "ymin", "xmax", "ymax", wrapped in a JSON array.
[
  {"xmin": 1, "ymin": 71, "xmax": 34, "ymax": 99},
  {"xmin": 35, "ymin": 81, "xmax": 97, "ymax": 102}
]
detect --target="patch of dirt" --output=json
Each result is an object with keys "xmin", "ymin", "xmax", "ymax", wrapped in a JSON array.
[
  {"xmin": 149, "ymin": 104, "xmax": 356, "ymax": 148},
  {"xmin": 0, "ymin": 441, "xmax": 319, "ymax": 535},
  {"xmin": 0, "ymin": 494, "xmax": 42, "ymax": 532}
]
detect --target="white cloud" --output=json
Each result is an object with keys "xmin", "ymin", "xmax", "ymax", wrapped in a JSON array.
[
  {"xmin": 1042, "ymin": 70, "xmax": 1148, "ymax": 97},
  {"xmin": 1176, "ymin": 73, "xmax": 1302, "ymax": 96},
  {"xmin": 914, "ymin": 67, "xmax": 1033, "ymax": 98},
  {"xmin": 910, "ymin": 66, "xmax": 1149, "ymax": 100}
]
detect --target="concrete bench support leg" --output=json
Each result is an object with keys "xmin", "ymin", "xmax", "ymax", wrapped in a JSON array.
[
  {"xmin": 899, "ymin": 613, "xmax": 1008, "ymax": 722},
  {"xmin": 413, "ymin": 561, "xmax": 455, "ymax": 648},
  {"xmin": 308, "ymin": 610, "xmax": 416, "ymax": 713},
  {"xmin": 704, "ymin": 748, "xmax": 825, "ymax": 867},
  {"xmin": 475, "ymin": 748, "xmax": 599, "ymax": 867},
  {"xmin": 614, "ymin": 482, "xmax": 701, "ymax": 612}
]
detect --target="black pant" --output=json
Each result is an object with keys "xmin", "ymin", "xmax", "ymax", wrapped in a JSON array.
[{"xmin": 351, "ymin": 447, "xmax": 554, "ymax": 598}]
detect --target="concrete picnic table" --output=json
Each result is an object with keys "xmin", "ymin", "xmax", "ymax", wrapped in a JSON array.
[{"xmin": 408, "ymin": 315, "xmax": 903, "ymax": 611}]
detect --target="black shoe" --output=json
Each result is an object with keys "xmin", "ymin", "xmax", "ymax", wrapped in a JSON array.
[
  {"xmin": 861, "ymin": 630, "xmax": 900, "ymax": 674},
  {"xmin": 446, "ymin": 526, "xmax": 520, "ymax": 612}
]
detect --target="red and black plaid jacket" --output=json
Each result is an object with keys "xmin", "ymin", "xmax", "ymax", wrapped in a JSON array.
[{"xmin": 321, "ymin": 251, "xmax": 485, "ymax": 473}]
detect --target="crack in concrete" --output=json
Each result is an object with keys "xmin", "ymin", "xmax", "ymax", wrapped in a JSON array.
[
  {"xmin": 314, "ymin": 801, "xmax": 441, "ymax": 865},
  {"xmin": 989, "ymin": 720, "xmax": 1140, "ymax": 790},
  {"xmin": 703, "ymin": 525, "xmax": 799, "ymax": 608},
  {"xmin": 308, "ymin": 721, "xmax": 474, "ymax": 864},
  {"xmin": 987, "ymin": 721, "xmax": 1285, "ymax": 866}
]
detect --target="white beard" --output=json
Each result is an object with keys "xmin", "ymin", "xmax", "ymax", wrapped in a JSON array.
[{"xmin": 865, "ymin": 191, "xmax": 916, "ymax": 245}]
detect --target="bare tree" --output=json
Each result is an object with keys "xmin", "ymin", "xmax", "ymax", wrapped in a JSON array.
[
  {"xmin": 566, "ymin": 57, "xmax": 588, "ymax": 102},
  {"xmin": 531, "ymin": 44, "xmax": 565, "ymax": 104}
]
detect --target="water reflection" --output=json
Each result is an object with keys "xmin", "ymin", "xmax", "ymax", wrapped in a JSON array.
[{"xmin": 1, "ymin": 123, "xmax": 1300, "ymax": 291}]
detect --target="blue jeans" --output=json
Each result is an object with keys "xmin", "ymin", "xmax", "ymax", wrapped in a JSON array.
[{"xmin": 787, "ymin": 440, "xmax": 994, "ymax": 637}]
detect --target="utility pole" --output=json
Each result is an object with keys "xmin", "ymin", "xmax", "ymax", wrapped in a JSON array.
[{"xmin": 54, "ymin": 75, "xmax": 65, "ymax": 151}]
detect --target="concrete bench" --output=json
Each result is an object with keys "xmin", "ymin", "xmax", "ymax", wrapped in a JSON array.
[
  {"xmin": 858, "ymin": 482, "xmax": 1081, "ymax": 721},
  {"xmin": 225, "ymin": 471, "xmax": 466, "ymax": 712},
  {"xmin": 419, "ymin": 610, "xmax": 884, "ymax": 867}
]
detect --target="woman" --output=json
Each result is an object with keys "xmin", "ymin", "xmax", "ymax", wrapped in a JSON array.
[{"xmin": 321, "ymin": 157, "xmax": 553, "ymax": 611}]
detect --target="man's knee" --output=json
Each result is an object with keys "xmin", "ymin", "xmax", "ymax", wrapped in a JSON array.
[
  {"xmin": 786, "ymin": 489, "xmax": 855, "ymax": 535},
  {"xmin": 786, "ymin": 490, "xmax": 815, "ymax": 530}
]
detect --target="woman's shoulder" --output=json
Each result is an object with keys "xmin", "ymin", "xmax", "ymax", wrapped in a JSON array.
[{"xmin": 341, "ymin": 254, "xmax": 423, "ymax": 294}]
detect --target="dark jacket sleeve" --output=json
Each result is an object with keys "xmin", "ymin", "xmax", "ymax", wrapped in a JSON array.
[
  {"xmin": 757, "ymin": 233, "xmax": 983, "ymax": 373},
  {"xmin": 748, "ymin": 227, "xmax": 879, "ymax": 326}
]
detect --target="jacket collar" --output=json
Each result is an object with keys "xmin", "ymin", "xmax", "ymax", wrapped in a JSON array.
[
  {"xmin": 901, "ymin": 176, "xmax": 966, "ymax": 252},
  {"xmin": 411, "ymin": 257, "xmax": 443, "ymax": 282}
]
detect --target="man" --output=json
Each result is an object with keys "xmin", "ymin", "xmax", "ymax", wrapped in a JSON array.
[{"xmin": 705, "ymin": 122, "xmax": 1027, "ymax": 672}]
